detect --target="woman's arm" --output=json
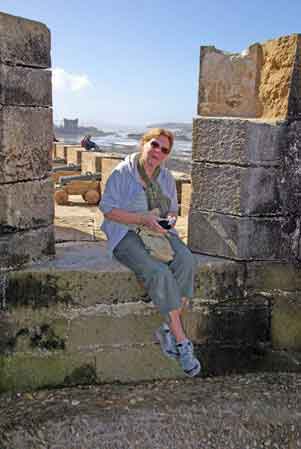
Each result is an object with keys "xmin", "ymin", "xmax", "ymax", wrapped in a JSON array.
[
  {"xmin": 105, "ymin": 208, "xmax": 167, "ymax": 234},
  {"xmin": 104, "ymin": 209, "xmax": 144, "ymax": 225}
]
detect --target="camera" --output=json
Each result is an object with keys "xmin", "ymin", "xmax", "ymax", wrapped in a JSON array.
[{"xmin": 158, "ymin": 219, "xmax": 172, "ymax": 230}]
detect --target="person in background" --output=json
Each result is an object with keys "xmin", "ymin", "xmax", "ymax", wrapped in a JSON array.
[
  {"xmin": 81, "ymin": 135, "xmax": 100, "ymax": 151},
  {"xmin": 99, "ymin": 128, "xmax": 201, "ymax": 377}
]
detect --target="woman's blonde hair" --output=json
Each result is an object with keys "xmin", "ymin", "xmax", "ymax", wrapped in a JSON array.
[{"xmin": 140, "ymin": 128, "xmax": 174, "ymax": 150}]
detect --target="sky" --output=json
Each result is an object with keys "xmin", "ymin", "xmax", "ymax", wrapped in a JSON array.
[{"xmin": 1, "ymin": 0, "xmax": 301, "ymax": 128}]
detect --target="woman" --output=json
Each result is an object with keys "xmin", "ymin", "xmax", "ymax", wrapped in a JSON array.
[{"xmin": 99, "ymin": 128, "xmax": 201, "ymax": 377}]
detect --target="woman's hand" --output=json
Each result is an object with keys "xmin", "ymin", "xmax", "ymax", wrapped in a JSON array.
[
  {"xmin": 167, "ymin": 213, "xmax": 177, "ymax": 228},
  {"xmin": 140, "ymin": 212, "xmax": 167, "ymax": 234}
]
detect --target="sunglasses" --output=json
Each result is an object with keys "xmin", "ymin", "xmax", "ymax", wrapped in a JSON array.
[{"xmin": 149, "ymin": 139, "xmax": 171, "ymax": 155}]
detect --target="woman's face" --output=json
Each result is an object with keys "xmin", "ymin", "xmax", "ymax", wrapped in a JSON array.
[{"xmin": 141, "ymin": 135, "xmax": 171, "ymax": 170}]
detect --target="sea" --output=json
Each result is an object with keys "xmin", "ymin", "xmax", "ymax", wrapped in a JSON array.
[{"xmin": 58, "ymin": 125, "xmax": 192, "ymax": 174}]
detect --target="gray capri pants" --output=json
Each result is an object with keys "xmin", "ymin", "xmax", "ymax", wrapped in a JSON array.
[{"xmin": 113, "ymin": 230, "xmax": 195, "ymax": 317}]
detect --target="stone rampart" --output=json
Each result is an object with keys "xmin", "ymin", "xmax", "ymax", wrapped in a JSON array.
[
  {"xmin": 190, "ymin": 33, "xmax": 301, "ymax": 355},
  {"xmin": 198, "ymin": 34, "xmax": 301, "ymax": 120},
  {"xmin": 0, "ymin": 12, "xmax": 54, "ymax": 269}
]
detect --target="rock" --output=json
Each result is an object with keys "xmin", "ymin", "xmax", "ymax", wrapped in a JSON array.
[
  {"xmin": 0, "ymin": 63, "xmax": 52, "ymax": 106},
  {"xmin": 0, "ymin": 11, "xmax": 51, "ymax": 68},
  {"xmin": 197, "ymin": 34, "xmax": 301, "ymax": 120},
  {"xmin": 0, "ymin": 225, "xmax": 55, "ymax": 269},
  {"xmin": 198, "ymin": 43, "xmax": 260, "ymax": 117},
  {"xmin": 188, "ymin": 210, "xmax": 289, "ymax": 261},
  {"xmin": 0, "ymin": 177, "xmax": 54, "ymax": 233},
  {"xmin": 0, "ymin": 106, "xmax": 52, "ymax": 183},
  {"xmin": 191, "ymin": 162, "xmax": 280, "ymax": 215},
  {"xmin": 192, "ymin": 117, "xmax": 284, "ymax": 165}
]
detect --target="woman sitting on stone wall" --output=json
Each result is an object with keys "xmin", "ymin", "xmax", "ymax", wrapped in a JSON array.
[{"xmin": 99, "ymin": 128, "xmax": 201, "ymax": 377}]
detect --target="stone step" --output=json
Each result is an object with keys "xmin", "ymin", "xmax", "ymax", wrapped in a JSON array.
[
  {"xmin": 0, "ymin": 241, "xmax": 270, "ymax": 392},
  {"xmin": 2, "ymin": 241, "xmax": 246, "ymax": 308}
]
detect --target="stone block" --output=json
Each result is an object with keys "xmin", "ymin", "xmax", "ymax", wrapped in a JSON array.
[
  {"xmin": 66, "ymin": 146, "xmax": 85, "ymax": 165},
  {"xmin": 172, "ymin": 171, "xmax": 191, "ymax": 216},
  {"xmin": 191, "ymin": 162, "xmax": 280, "ymax": 215},
  {"xmin": 188, "ymin": 210, "xmax": 288, "ymax": 261},
  {"xmin": 198, "ymin": 34, "xmax": 301, "ymax": 120},
  {"xmin": 3, "ymin": 252, "xmax": 246, "ymax": 311},
  {"xmin": 271, "ymin": 292, "xmax": 301, "ymax": 351},
  {"xmin": 54, "ymin": 143, "xmax": 67, "ymax": 161},
  {"xmin": 180, "ymin": 181, "xmax": 192, "ymax": 216},
  {"xmin": 61, "ymin": 303, "xmax": 208, "ymax": 351},
  {"xmin": 259, "ymin": 34, "xmax": 301, "ymax": 120},
  {"xmin": 206, "ymin": 296, "xmax": 269, "ymax": 346},
  {"xmin": 95, "ymin": 345, "xmax": 185, "ymax": 383},
  {"xmin": 246, "ymin": 262, "xmax": 301, "ymax": 292},
  {"xmin": 5, "ymin": 269, "xmax": 145, "ymax": 309},
  {"xmin": 0, "ymin": 12, "xmax": 51, "ymax": 68},
  {"xmin": 0, "ymin": 63, "xmax": 52, "ymax": 106},
  {"xmin": 198, "ymin": 43, "xmax": 260, "ymax": 117},
  {"xmin": 0, "ymin": 106, "xmax": 52, "ymax": 183},
  {"xmin": 0, "ymin": 352, "xmax": 95, "ymax": 393},
  {"xmin": 0, "ymin": 177, "xmax": 54, "ymax": 233},
  {"xmin": 81, "ymin": 152, "xmax": 103, "ymax": 174},
  {"xmin": 66, "ymin": 303, "xmax": 162, "ymax": 350},
  {"xmin": 101, "ymin": 154, "xmax": 125, "ymax": 191},
  {"xmin": 0, "ymin": 225, "xmax": 55, "ymax": 269},
  {"xmin": 192, "ymin": 117, "xmax": 285, "ymax": 165},
  {"xmin": 195, "ymin": 256, "xmax": 245, "ymax": 300}
]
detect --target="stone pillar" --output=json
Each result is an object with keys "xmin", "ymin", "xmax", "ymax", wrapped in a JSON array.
[
  {"xmin": 0, "ymin": 12, "xmax": 54, "ymax": 269},
  {"xmin": 189, "ymin": 34, "xmax": 301, "ymax": 263}
]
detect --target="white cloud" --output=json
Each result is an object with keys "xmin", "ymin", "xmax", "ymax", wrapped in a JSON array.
[{"xmin": 52, "ymin": 67, "xmax": 92, "ymax": 92}]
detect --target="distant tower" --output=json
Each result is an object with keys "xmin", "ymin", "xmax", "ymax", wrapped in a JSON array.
[{"xmin": 63, "ymin": 118, "xmax": 79, "ymax": 130}]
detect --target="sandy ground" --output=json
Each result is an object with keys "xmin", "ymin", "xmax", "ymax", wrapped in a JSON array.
[{"xmin": 54, "ymin": 196, "xmax": 189, "ymax": 245}]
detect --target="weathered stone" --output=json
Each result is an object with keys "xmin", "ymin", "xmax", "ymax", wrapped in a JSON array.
[
  {"xmin": 0, "ymin": 352, "xmax": 95, "ymax": 392},
  {"xmin": 195, "ymin": 256, "xmax": 246, "ymax": 300},
  {"xmin": 192, "ymin": 117, "xmax": 285, "ymax": 165},
  {"xmin": 5, "ymin": 269, "xmax": 145, "ymax": 309},
  {"xmin": 3, "ymin": 246, "xmax": 248, "ymax": 309},
  {"xmin": 81, "ymin": 151, "xmax": 103, "ymax": 174},
  {"xmin": 271, "ymin": 292, "xmax": 301, "ymax": 351},
  {"xmin": 0, "ymin": 106, "xmax": 52, "ymax": 183},
  {"xmin": 277, "ymin": 121, "xmax": 301, "ymax": 263},
  {"xmin": 288, "ymin": 36, "xmax": 301, "ymax": 119},
  {"xmin": 0, "ymin": 225, "xmax": 55, "ymax": 269},
  {"xmin": 198, "ymin": 34, "xmax": 301, "ymax": 120},
  {"xmin": 172, "ymin": 171, "xmax": 191, "ymax": 216},
  {"xmin": 67, "ymin": 304, "xmax": 162, "ymax": 350},
  {"xmin": 53, "ymin": 143, "xmax": 67, "ymax": 161},
  {"xmin": 66, "ymin": 146, "xmax": 85, "ymax": 165},
  {"xmin": 0, "ymin": 177, "xmax": 54, "ymax": 233},
  {"xmin": 191, "ymin": 162, "xmax": 280, "ymax": 215},
  {"xmin": 180, "ymin": 181, "xmax": 192, "ymax": 216},
  {"xmin": 95, "ymin": 344, "xmax": 185, "ymax": 383},
  {"xmin": 188, "ymin": 210, "xmax": 288, "ymax": 261},
  {"xmin": 207, "ymin": 296, "xmax": 269, "ymax": 346},
  {"xmin": 246, "ymin": 261, "xmax": 301, "ymax": 291},
  {"xmin": 198, "ymin": 43, "xmax": 261, "ymax": 117},
  {"xmin": 53, "ymin": 303, "xmax": 207, "ymax": 351},
  {"xmin": 0, "ymin": 311, "xmax": 15, "ymax": 353},
  {"xmin": 0, "ymin": 12, "xmax": 51, "ymax": 68},
  {"xmin": 0, "ymin": 63, "xmax": 52, "ymax": 106},
  {"xmin": 259, "ymin": 34, "xmax": 301, "ymax": 120},
  {"xmin": 100, "ymin": 154, "xmax": 125, "ymax": 192}
]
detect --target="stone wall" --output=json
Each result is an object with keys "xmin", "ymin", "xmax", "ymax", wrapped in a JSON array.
[
  {"xmin": 190, "ymin": 34, "xmax": 301, "ymax": 263},
  {"xmin": 190, "ymin": 33, "xmax": 301, "ymax": 354},
  {"xmin": 0, "ymin": 12, "xmax": 54, "ymax": 269},
  {"xmin": 198, "ymin": 34, "xmax": 301, "ymax": 120}
]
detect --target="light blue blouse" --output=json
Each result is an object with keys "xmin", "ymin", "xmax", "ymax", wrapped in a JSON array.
[{"xmin": 99, "ymin": 153, "xmax": 178, "ymax": 254}]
